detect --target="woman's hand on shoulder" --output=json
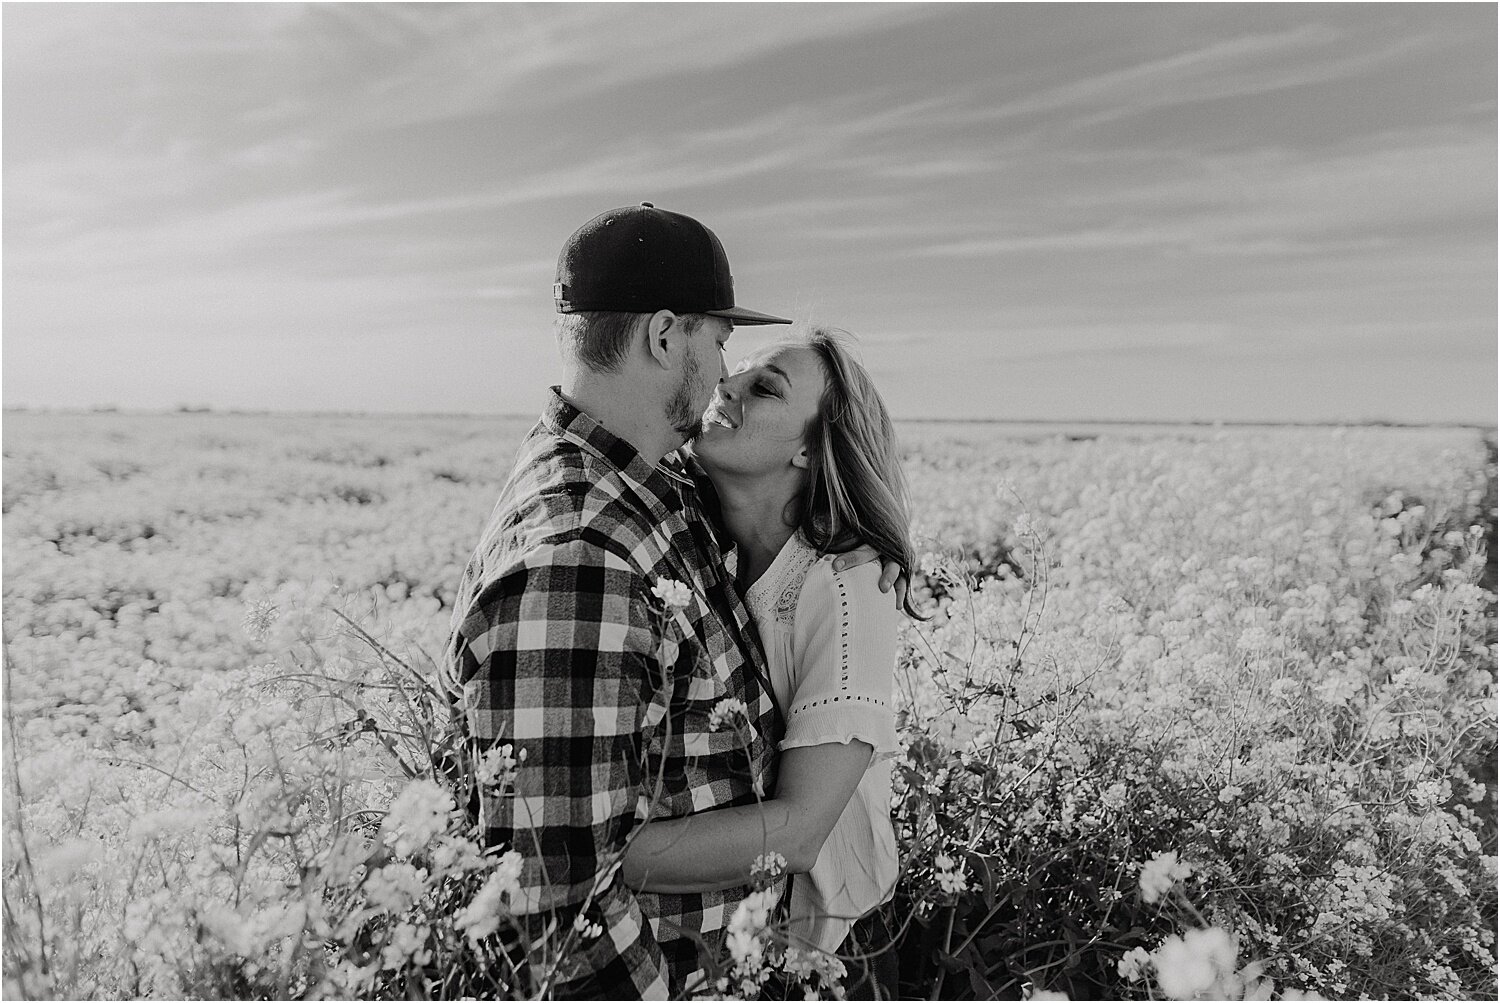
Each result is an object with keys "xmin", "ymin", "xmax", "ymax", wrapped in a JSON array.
[{"xmin": 829, "ymin": 546, "xmax": 908, "ymax": 609}]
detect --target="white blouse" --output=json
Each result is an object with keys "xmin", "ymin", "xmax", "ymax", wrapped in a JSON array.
[{"xmin": 744, "ymin": 533, "xmax": 900, "ymax": 955}]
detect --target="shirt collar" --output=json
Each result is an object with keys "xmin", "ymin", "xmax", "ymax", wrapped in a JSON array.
[
  {"xmin": 674, "ymin": 449, "xmax": 734, "ymax": 554},
  {"xmin": 543, "ymin": 387, "xmax": 688, "ymax": 517}
]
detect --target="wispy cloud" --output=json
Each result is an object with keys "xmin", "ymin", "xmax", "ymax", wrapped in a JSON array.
[
  {"xmin": 910, "ymin": 125, "xmax": 1495, "ymax": 260},
  {"xmin": 937, "ymin": 22, "xmax": 1443, "ymax": 133},
  {"xmin": 8, "ymin": 88, "xmax": 970, "ymax": 280},
  {"xmin": 212, "ymin": 4, "xmax": 944, "ymax": 139},
  {"xmin": 981, "ymin": 24, "xmax": 1339, "ymax": 119}
]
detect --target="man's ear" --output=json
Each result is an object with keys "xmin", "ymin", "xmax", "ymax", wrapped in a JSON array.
[
  {"xmin": 791, "ymin": 446, "xmax": 811, "ymax": 470},
  {"xmin": 645, "ymin": 310, "xmax": 679, "ymax": 370}
]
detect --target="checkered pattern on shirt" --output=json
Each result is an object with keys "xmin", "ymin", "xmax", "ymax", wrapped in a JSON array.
[{"xmin": 444, "ymin": 389, "xmax": 782, "ymax": 1000}]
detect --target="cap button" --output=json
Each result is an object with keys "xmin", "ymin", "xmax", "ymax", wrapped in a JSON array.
[{"xmin": 640, "ymin": 201, "xmax": 654, "ymax": 208}]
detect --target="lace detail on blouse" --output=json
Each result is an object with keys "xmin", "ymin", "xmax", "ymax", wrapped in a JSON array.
[{"xmin": 745, "ymin": 535, "xmax": 821, "ymax": 629}]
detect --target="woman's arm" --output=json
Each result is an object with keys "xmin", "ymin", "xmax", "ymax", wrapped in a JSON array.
[
  {"xmin": 625, "ymin": 558, "xmax": 898, "ymax": 895},
  {"xmin": 622, "ymin": 739, "xmax": 872, "ymax": 894}
]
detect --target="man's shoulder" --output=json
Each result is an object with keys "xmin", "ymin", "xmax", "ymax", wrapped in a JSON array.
[
  {"xmin": 511, "ymin": 425, "xmax": 597, "ymax": 495},
  {"xmin": 471, "ymin": 428, "xmax": 669, "ymax": 595},
  {"xmin": 505, "ymin": 429, "xmax": 654, "ymax": 543},
  {"xmin": 505, "ymin": 435, "xmax": 592, "ymax": 522}
]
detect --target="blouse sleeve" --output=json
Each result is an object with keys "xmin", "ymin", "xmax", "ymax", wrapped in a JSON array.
[{"xmin": 781, "ymin": 557, "xmax": 900, "ymax": 764}]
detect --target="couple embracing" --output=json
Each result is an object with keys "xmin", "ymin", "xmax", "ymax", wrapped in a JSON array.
[{"xmin": 444, "ymin": 204, "xmax": 920, "ymax": 999}]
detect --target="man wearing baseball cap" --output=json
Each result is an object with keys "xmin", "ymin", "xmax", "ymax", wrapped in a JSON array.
[{"xmin": 444, "ymin": 204, "xmax": 800, "ymax": 997}]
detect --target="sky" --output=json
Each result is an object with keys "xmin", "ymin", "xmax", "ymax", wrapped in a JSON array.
[{"xmin": 3, "ymin": 2, "xmax": 1495, "ymax": 424}]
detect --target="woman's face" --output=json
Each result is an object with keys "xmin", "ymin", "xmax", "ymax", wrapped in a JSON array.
[{"xmin": 694, "ymin": 344, "xmax": 826, "ymax": 479}]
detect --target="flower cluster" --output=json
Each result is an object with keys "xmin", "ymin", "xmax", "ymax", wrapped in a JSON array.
[
  {"xmin": 932, "ymin": 852, "xmax": 968, "ymax": 896},
  {"xmin": 1139, "ymin": 850, "xmax": 1193, "ymax": 904},
  {"xmin": 476, "ymin": 743, "xmax": 525, "ymax": 794},
  {"xmin": 707, "ymin": 696, "xmax": 749, "ymax": 733},
  {"xmin": 707, "ymin": 886, "xmax": 848, "ymax": 1001},
  {"xmin": 651, "ymin": 577, "xmax": 694, "ymax": 610},
  {"xmin": 750, "ymin": 850, "xmax": 787, "ymax": 883}
]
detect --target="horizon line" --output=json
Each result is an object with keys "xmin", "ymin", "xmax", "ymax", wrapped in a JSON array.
[{"xmin": 4, "ymin": 405, "xmax": 1494, "ymax": 432}]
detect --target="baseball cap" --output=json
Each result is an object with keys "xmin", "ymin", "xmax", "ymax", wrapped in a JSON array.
[{"xmin": 554, "ymin": 203, "xmax": 792, "ymax": 325}]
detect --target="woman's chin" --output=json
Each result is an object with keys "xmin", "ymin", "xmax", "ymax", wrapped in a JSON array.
[
  {"xmin": 689, "ymin": 432, "xmax": 733, "ymax": 474},
  {"xmin": 693, "ymin": 437, "xmax": 717, "ymax": 456}
]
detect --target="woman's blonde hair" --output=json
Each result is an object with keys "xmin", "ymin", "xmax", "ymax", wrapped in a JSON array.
[{"xmin": 792, "ymin": 327, "xmax": 922, "ymax": 619}]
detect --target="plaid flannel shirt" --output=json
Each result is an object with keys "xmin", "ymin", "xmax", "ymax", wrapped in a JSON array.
[{"xmin": 444, "ymin": 389, "xmax": 783, "ymax": 999}]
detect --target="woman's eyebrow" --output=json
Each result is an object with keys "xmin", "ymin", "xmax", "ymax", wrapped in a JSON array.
[{"xmin": 762, "ymin": 363, "xmax": 791, "ymax": 387}]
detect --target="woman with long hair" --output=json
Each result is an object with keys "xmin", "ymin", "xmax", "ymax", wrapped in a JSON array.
[{"xmin": 621, "ymin": 326, "xmax": 918, "ymax": 993}]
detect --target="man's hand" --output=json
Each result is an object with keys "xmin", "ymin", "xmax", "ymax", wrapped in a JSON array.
[{"xmin": 830, "ymin": 546, "xmax": 910, "ymax": 610}]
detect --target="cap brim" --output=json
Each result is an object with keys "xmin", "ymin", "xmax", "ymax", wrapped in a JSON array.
[{"xmin": 704, "ymin": 306, "xmax": 794, "ymax": 326}]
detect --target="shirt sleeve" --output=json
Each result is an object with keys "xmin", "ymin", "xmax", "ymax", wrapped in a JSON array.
[
  {"xmin": 783, "ymin": 558, "xmax": 900, "ymax": 764},
  {"xmin": 451, "ymin": 535, "xmax": 670, "ymax": 1000}
]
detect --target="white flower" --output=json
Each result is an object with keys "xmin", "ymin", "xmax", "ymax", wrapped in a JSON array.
[
  {"xmin": 381, "ymin": 779, "xmax": 454, "ymax": 857},
  {"xmin": 363, "ymin": 862, "xmax": 427, "ymax": 914},
  {"xmin": 1117, "ymin": 946, "xmax": 1152, "ymax": 981},
  {"xmin": 725, "ymin": 887, "xmax": 778, "ymax": 989},
  {"xmin": 709, "ymin": 696, "xmax": 748, "ymax": 732},
  {"xmin": 750, "ymin": 851, "xmax": 786, "ymax": 880},
  {"xmin": 1218, "ymin": 785, "xmax": 1244, "ymax": 804},
  {"xmin": 1139, "ymin": 850, "xmax": 1192, "ymax": 904},
  {"xmin": 477, "ymin": 743, "xmax": 523, "ymax": 791},
  {"xmin": 651, "ymin": 578, "xmax": 693, "ymax": 610},
  {"xmin": 1100, "ymin": 782, "xmax": 1129, "ymax": 811},
  {"xmin": 1410, "ymin": 779, "xmax": 1449, "ymax": 811},
  {"xmin": 379, "ymin": 921, "xmax": 431, "ymax": 970},
  {"xmin": 491, "ymin": 848, "xmax": 524, "ymax": 895},
  {"xmin": 430, "ymin": 835, "xmax": 484, "ymax": 874},
  {"xmin": 781, "ymin": 945, "xmax": 847, "ymax": 985},
  {"xmin": 452, "ymin": 853, "xmax": 523, "ymax": 943},
  {"xmin": 1151, "ymin": 927, "xmax": 1237, "ymax": 1000},
  {"xmin": 934, "ymin": 852, "xmax": 968, "ymax": 895},
  {"xmin": 332, "ymin": 960, "xmax": 379, "ymax": 993}
]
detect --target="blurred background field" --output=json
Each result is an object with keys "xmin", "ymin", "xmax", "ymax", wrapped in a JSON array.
[
  {"xmin": 2, "ymin": 410, "xmax": 1495, "ymax": 999},
  {"xmin": 4, "ymin": 410, "xmax": 1491, "ymax": 739}
]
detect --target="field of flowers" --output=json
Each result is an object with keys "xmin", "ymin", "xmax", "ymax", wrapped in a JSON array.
[{"xmin": 3, "ymin": 410, "xmax": 1496, "ymax": 1000}]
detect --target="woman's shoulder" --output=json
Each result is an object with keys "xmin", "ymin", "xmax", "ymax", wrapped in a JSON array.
[
  {"xmin": 786, "ymin": 551, "xmax": 900, "ymax": 729},
  {"xmin": 794, "ymin": 552, "xmax": 898, "ymax": 631}
]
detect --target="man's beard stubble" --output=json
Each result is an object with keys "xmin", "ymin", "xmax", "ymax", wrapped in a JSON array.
[{"xmin": 666, "ymin": 348, "xmax": 706, "ymax": 445}]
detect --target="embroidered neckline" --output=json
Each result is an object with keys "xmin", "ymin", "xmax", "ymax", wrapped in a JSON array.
[{"xmin": 744, "ymin": 534, "xmax": 821, "ymax": 629}]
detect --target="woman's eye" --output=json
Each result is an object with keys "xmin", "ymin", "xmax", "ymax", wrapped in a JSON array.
[{"xmin": 753, "ymin": 380, "xmax": 780, "ymax": 397}]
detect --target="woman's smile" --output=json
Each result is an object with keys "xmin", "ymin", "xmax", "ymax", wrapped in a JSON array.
[{"xmin": 703, "ymin": 393, "xmax": 739, "ymax": 431}]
